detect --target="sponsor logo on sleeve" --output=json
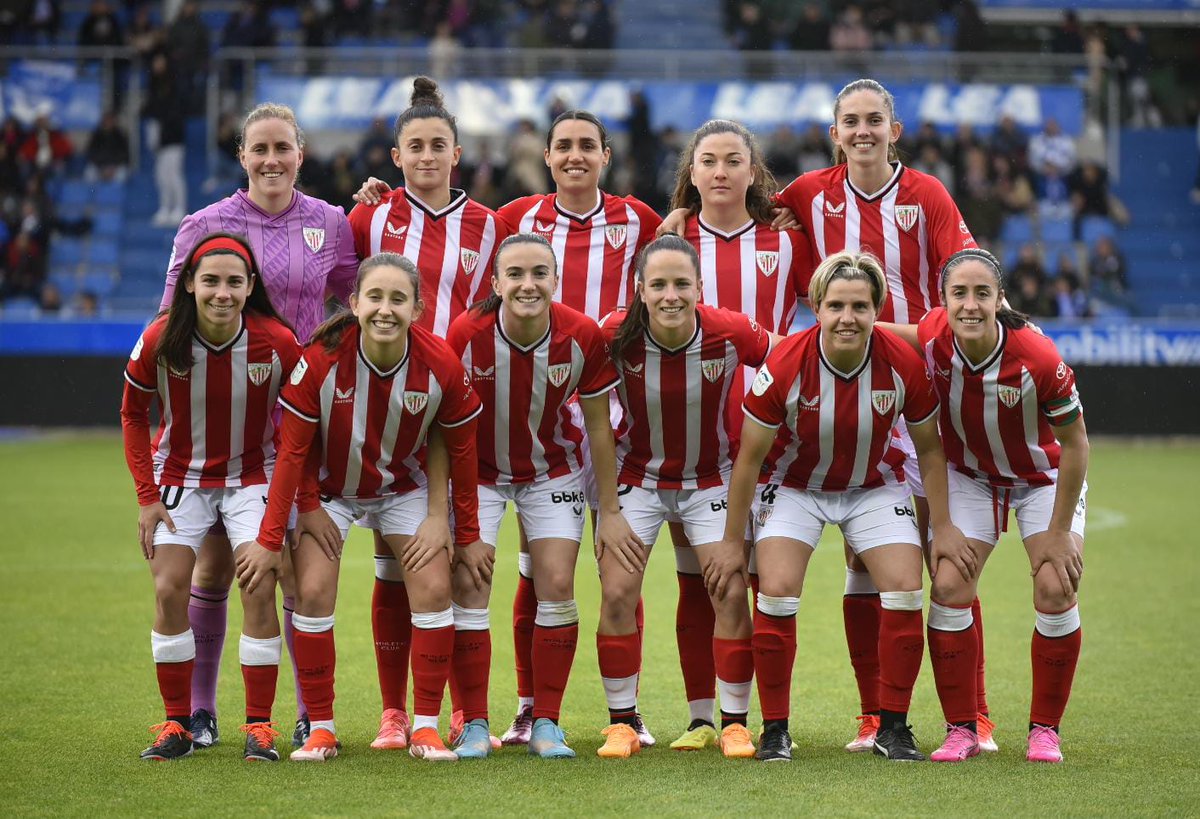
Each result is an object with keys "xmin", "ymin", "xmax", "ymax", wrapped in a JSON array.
[
  {"xmin": 755, "ymin": 251, "xmax": 779, "ymax": 277},
  {"xmin": 996, "ymin": 384, "xmax": 1022, "ymax": 408},
  {"xmin": 290, "ymin": 357, "xmax": 309, "ymax": 385},
  {"xmin": 959, "ymin": 220, "xmax": 971, "ymax": 235},
  {"xmin": 701, "ymin": 358, "xmax": 726, "ymax": 383},
  {"xmin": 751, "ymin": 366, "xmax": 774, "ymax": 397},
  {"xmin": 1056, "ymin": 361, "xmax": 1068, "ymax": 379},
  {"xmin": 130, "ymin": 336, "xmax": 144, "ymax": 361},
  {"xmin": 247, "ymin": 362, "xmax": 273, "ymax": 386},
  {"xmin": 605, "ymin": 225, "xmax": 627, "ymax": 249},
  {"xmin": 894, "ymin": 205, "xmax": 920, "ymax": 232},
  {"xmin": 403, "ymin": 390, "xmax": 429, "ymax": 414},
  {"xmin": 303, "ymin": 227, "xmax": 326, "ymax": 252},
  {"xmin": 871, "ymin": 390, "xmax": 896, "ymax": 416},
  {"xmin": 547, "ymin": 362, "xmax": 572, "ymax": 388}
]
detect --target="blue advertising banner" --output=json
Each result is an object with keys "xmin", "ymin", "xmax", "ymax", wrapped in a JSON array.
[
  {"xmin": 255, "ymin": 77, "xmax": 1085, "ymax": 137},
  {"xmin": 980, "ymin": 0, "xmax": 1199, "ymax": 9},
  {"xmin": 0, "ymin": 60, "xmax": 103, "ymax": 129}
]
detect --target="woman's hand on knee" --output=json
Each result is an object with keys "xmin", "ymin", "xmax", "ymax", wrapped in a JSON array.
[
  {"xmin": 138, "ymin": 501, "xmax": 175, "ymax": 560},
  {"xmin": 234, "ymin": 541, "xmax": 281, "ymax": 595},
  {"xmin": 296, "ymin": 509, "xmax": 342, "ymax": 561}
]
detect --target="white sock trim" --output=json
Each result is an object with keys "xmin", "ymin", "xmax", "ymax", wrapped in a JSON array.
[
  {"xmin": 151, "ymin": 629, "xmax": 196, "ymax": 663},
  {"xmin": 601, "ymin": 673, "xmax": 639, "ymax": 710},
  {"xmin": 756, "ymin": 593, "xmax": 800, "ymax": 618},
  {"xmin": 517, "ymin": 552, "xmax": 533, "ymax": 579},
  {"xmin": 1035, "ymin": 605, "xmax": 1081, "ymax": 638},
  {"xmin": 688, "ymin": 698, "xmax": 716, "ymax": 723},
  {"xmin": 716, "ymin": 678, "xmax": 752, "ymax": 715},
  {"xmin": 374, "ymin": 555, "xmax": 404, "ymax": 583},
  {"xmin": 535, "ymin": 599, "xmax": 578, "ymax": 627},
  {"xmin": 674, "ymin": 546, "xmax": 702, "ymax": 574},
  {"xmin": 239, "ymin": 633, "xmax": 282, "ymax": 666},
  {"xmin": 413, "ymin": 714, "xmax": 439, "ymax": 732},
  {"xmin": 412, "ymin": 607, "xmax": 454, "ymax": 630},
  {"xmin": 452, "ymin": 603, "xmax": 490, "ymax": 631},
  {"xmin": 880, "ymin": 589, "xmax": 924, "ymax": 611},
  {"xmin": 928, "ymin": 602, "xmax": 974, "ymax": 632},
  {"xmin": 844, "ymin": 568, "xmax": 878, "ymax": 596},
  {"xmin": 310, "ymin": 719, "xmax": 335, "ymax": 735},
  {"xmin": 292, "ymin": 613, "xmax": 335, "ymax": 634}
]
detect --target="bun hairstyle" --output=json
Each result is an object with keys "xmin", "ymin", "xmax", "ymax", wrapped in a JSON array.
[
  {"xmin": 831, "ymin": 78, "xmax": 900, "ymax": 165},
  {"xmin": 473, "ymin": 233, "xmax": 558, "ymax": 316},
  {"xmin": 807, "ymin": 249, "xmax": 887, "ymax": 311},
  {"xmin": 393, "ymin": 76, "xmax": 459, "ymax": 145},
  {"xmin": 938, "ymin": 247, "xmax": 1030, "ymax": 329},
  {"xmin": 311, "ymin": 252, "xmax": 422, "ymax": 350},
  {"xmin": 610, "ymin": 233, "xmax": 701, "ymax": 362},
  {"xmin": 158, "ymin": 232, "xmax": 288, "ymax": 374},
  {"xmin": 669, "ymin": 118, "xmax": 778, "ymax": 224}
]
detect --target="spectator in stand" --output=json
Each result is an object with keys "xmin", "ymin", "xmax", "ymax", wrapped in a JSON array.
[
  {"xmin": 1117, "ymin": 24, "xmax": 1160, "ymax": 128},
  {"xmin": 1011, "ymin": 243, "xmax": 1047, "ymax": 290},
  {"xmin": 322, "ymin": 148, "xmax": 362, "ymax": 211},
  {"xmin": 18, "ymin": 115, "xmax": 73, "ymax": 175},
  {"xmin": 544, "ymin": 0, "xmax": 582, "ymax": 46},
  {"xmin": 796, "ymin": 123, "xmax": 828, "ymax": 174},
  {"xmin": 830, "ymin": 4, "xmax": 872, "ymax": 51},
  {"xmin": 909, "ymin": 121, "xmax": 946, "ymax": 160},
  {"xmin": 732, "ymin": 2, "xmax": 773, "ymax": 51},
  {"xmin": 85, "ymin": 110, "xmax": 131, "ymax": 182},
  {"xmin": 1089, "ymin": 235, "xmax": 1132, "ymax": 309},
  {"xmin": 627, "ymin": 91, "xmax": 661, "ymax": 208},
  {"xmin": 1192, "ymin": 109, "xmax": 1200, "ymax": 205},
  {"xmin": 912, "ymin": 143, "xmax": 955, "ymax": 196},
  {"xmin": 953, "ymin": 0, "xmax": 987, "ymax": 52},
  {"xmin": 1008, "ymin": 265, "xmax": 1054, "ymax": 319},
  {"xmin": 461, "ymin": 136, "xmax": 505, "ymax": 210},
  {"xmin": 223, "ymin": 1, "xmax": 274, "ymax": 48},
  {"xmin": 992, "ymin": 154, "xmax": 1035, "ymax": 216},
  {"xmin": 38, "ymin": 280, "xmax": 63, "ymax": 314},
  {"xmin": 507, "ymin": 119, "xmax": 550, "ymax": 198},
  {"xmin": 949, "ymin": 122, "xmax": 983, "ymax": 178},
  {"xmin": 128, "ymin": 4, "xmax": 164, "ymax": 59},
  {"xmin": 74, "ymin": 290, "xmax": 100, "ymax": 317},
  {"xmin": 300, "ymin": 3, "xmax": 330, "ymax": 73},
  {"xmin": 1051, "ymin": 272, "xmax": 1089, "ymax": 319},
  {"xmin": 765, "ymin": 125, "xmax": 800, "ymax": 186},
  {"xmin": 1, "ymin": 232, "xmax": 46, "ymax": 303},
  {"xmin": 359, "ymin": 117, "xmax": 395, "ymax": 162},
  {"xmin": 144, "ymin": 52, "xmax": 188, "ymax": 226},
  {"xmin": 1068, "ymin": 160, "xmax": 1128, "ymax": 236},
  {"xmin": 790, "ymin": 3, "xmax": 829, "ymax": 51},
  {"xmin": 990, "ymin": 115, "xmax": 1028, "ymax": 168},
  {"xmin": 166, "ymin": 2, "xmax": 211, "ymax": 111},
  {"xmin": 429, "ymin": 22, "xmax": 463, "ymax": 79},
  {"xmin": 1051, "ymin": 10, "xmax": 1084, "ymax": 55},
  {"xmin": 1029, "ymin": 117, "xmax": 1076, "ymax": 178},
  {"xmin": 2, "ymin": 116, "xmax": 25, "ymax": 156},
  {"xmin": 580, "ymin": 0, "xmax": 615, "ymax": 50},
  {"xmin": 77, "ymin": 0, "xmax": 123, "ymax": 47},
  {"xmin": 956, "ymin": 146, "xmax": 1001, "ymax": 244}
]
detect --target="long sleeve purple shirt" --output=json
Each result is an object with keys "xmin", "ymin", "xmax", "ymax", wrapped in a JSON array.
[{"xmin": 162, "ymin": 189, "xmax": 360, "ymax": 343}]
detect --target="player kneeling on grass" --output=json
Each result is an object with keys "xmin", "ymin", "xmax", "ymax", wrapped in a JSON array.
[
  {"xmin": 879, "ymin": 248, "xmax": 1088, "ymax": 764},
  {"xmin": 594, "ymin": 235, "xmax": 778, "ymax": 760},
  {"xmin": 444, "ymin": 233, "xmax": 626, "ymax": 759},
  {"xmin": 122, "ymin": 233, "xmax": 303, "ymax": 762},
  {"xmin": 705, "ymin": 250, "xmax": 973, "ymax": 762},
  {"xmin": 240, "ymin": 252, "xmax": 484, "ymax": 763}
]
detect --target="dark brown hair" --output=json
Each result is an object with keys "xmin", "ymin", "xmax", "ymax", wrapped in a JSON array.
[
  {"xmin": 311, "ymin": 252, "xmax": 422, "ymax": 350},
  {"xmin": 472, "ymin": 233, "xmax": 557, "ymax": 315},
  {"xmin": 393, "ymin": 76, "xmax": 458, "ymax": 145},
  {"xmin": 610, "ymin": 234, "xmax": 701, "ymax": 362},
  {"xmin": 938, "ymin": 247, "xmax": 1029, "ymax": 329},
  {"xmin": 157, "ymin": 232, "xmax": 287, "ymax": 374},
  {"xmin": 669, "ymin": 119, "xmax": 777, "ymax": 224},
  {"xmin": 546, "ymin": 109, "xmax": 609, "ymax": 151}
]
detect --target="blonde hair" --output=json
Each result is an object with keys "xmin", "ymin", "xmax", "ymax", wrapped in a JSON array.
[
  {"xmin": 239, "ymin": 102, "xmax": 305, "ymax": 152},
  {"xmin": 830, "ymin": 79, "xmax": 899, "ymax": 165},
  {"xmin": 669, "ymin": 119, "xmax": 778, "ymax": 224},
  {"xmin": 808, "ymin": 250, "xmax": 887, "ymax": 310}
]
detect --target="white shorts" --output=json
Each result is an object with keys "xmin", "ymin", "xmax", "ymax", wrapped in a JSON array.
[
  {"xmin": 617, "ymin": 484, "xmax": 729, "ymax": 549},
  {"xmin": 154, "ymin": 485, "xmax": 268, "ymax": 551},
  {"xmin": 322, "ymin": 489, "xmax": 428, "ymax": 541},
  {"xmin": 894, "ymin": 420, "xmax": 925, "ymax": 499},
  {"xmin": 947, "ymin": 470, "xmax": 1087, "ymax": 546},
  {"xmin": 568, "ymin": 398, "xmax": 623, "ymax": 510},
  {"xmin": 478, "ymin": 472, "xmax": 586, "ymax": 547},
  {"xmin": 752, "ymin": 481, "xmax": 921, "ymax": 553}
]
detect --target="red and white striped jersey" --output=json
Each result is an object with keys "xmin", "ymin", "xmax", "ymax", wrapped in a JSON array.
[
  {"xmin": 348, "ymin": 187, "xmax": 507, "ymax": 337},
  {"xmin": 122, "ymin": 313, "xmax": 302, "ymax": 494},
  {"xmin": 498, "ymin": 191, "xmax": 662, "ymax": 320},
  {"xmin": 602, "ymin": 304, "xmax": 772, "ymax": 490},
  {"xmin": 918, "ymin": 308, "xmax": 1082, "ymax": 488},
  {"xmin": 279, "ymin": 323, "xmax": 482, "ymax": 499},
  {"xmin": 743, "ymin": 325, "xmax": 938, "ymax": 492},
  {"xmin": 776, "ymin": 163, "xmax": 976, "ymax": 324},
  {"xmin": 446, "ymin": 302, "xmax": 620, "ymax": 485}
]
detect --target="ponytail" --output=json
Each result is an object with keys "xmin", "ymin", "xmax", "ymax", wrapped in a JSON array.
[
  {"xmin": 938, "ymin": 247, "xmax": 1029, "ymax": 330},
  {"xmin": 610, "ymin": 233, "xmax": 700, "ymax": 362}
]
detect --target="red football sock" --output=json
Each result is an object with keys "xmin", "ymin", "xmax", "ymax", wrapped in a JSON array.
[
  {"xmin": 597, "ymin": 632, "xmax": 641, "ymax": 721},
  {"xmin": 513, "ymin": 574, "xmax": 536, "ymax": 701},
  {"xmin": 752, "ymin": 609, "xmax": 796, "ymax": 722},
  {"xmin": 242, "ymin": 663, "xmax": 279, "ymax": 721},
  {"xmin": 452, "ymin": 628, "xmax": 491, "ymax": 722},
  {"xmin": 532, "ymin": 623, "xmax": 578, "ymax": 721},
  {"xmin": 928, "ymin": 616, "xmax": 979, "ymax": 725},
  {"xmin": 155, "ymin": 660, "xmax": 193, "ymax": 721},
  {"xmin": 411, "ymin": 624, "xmax": 455, "ymax": 717},
  {"xmin": 676, "ymin": 573, "xmax": 717, "ymax": 703},
  {"xmin": 878, "ymin": 609, "xmax": 923, "ymax": 714},
  {"xmin": 749, "ymin": 573, "xmax": 760, "ymax": 598},
  {"xmin": 843, "ymin": 593, "xmax": 882, "ymax": 713},
  {"xmin": 1030, "ymin": 625, "xmax": 1081, "ymax": 727},
  {"xmin": 372, "ymin": 579, "xmax": 412, "ymax": 713},
  {"xmin": 294, "ymin": 628, "xmax": 336, "ymax": 722},
  {"xmin": 713, "ymin": 636, "xmax": 754, "ymax": 722},
  {"xmin": 973, "ymin": 596, "xmax": 989, "ymax": 715}
]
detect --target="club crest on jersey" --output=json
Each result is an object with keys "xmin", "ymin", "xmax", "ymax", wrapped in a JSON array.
[
  {"xmin": 290, "ymin": 358, "xmax": 309, "ymax": 385},
  {"xmin": 997, "ymin": 384, "xmax": 1022, "ymax": 408},
  {"xmin": 303, "ymin": 227, "xmax": 325, "ymax": 253},
  {"xmin": 473, "ymin": 365, "xmax": 495, "ymax": 380},
  {"xmin": 547, "ymin": 363, "xmax": 572, "ymax": 388},
  {"xmin": 751, "ymin": 366, "xmax": 774, "ymax": 397},
  {"xmin": 334, "ymin": 385, "xmax": 355, "ymax": 402},
  {"xmin": 247, "ymin": 362, "xmax": 273, "ymax": 386},
  {"xmin": 756, "ymin": 251, "xmax": 779, "ymax": 278},
  {"xmin": 701, "ymin": 358, "xmax": 726, "ymax": 383},
  {"xmin": 871, "ymin": 390, "xmax": 897, "ymax": 416},
  {"xmin": 894, "ymin": 205, "xmax": 920, "ymax": 233},
  {"xmin": 460, "ymin": 249, "xmax": 480, "ymax": 274},
  {"xmin": 403, "ymin": 391, "xmax": 428, "ymax": 414},
  {"xmin": 825, "ymin": 200, "xmax": 845, "ymax": 216},
  {"xmin": 798, "ymin": 393, "xmax": 820, "ymax": 411},
  {"xmin": 605, "ymin": 225, "xmax": 627, "ymax": 249},
  {"xmin": 386, "ymin": 221, "xmax": 407, "ymax": 237}
]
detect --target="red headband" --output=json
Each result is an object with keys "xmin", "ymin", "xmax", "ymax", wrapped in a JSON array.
[{"xmin": 192, "ymin": 236, "xmax": 254, "ymax": 271}]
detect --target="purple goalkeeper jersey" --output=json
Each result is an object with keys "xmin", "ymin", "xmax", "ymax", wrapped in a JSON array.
[{"xmin": 162, "ymin": 189, "xmax": 360, "ymax": 343}]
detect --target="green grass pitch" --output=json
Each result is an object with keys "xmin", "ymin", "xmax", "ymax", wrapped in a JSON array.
[{"xmin": 1, "ymin": 434, "xmax": 1196, "ymax": 816}]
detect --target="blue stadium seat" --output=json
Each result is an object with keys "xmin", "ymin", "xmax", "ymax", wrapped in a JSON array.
[
  {"xmin": 1000, "ymin": 215, "xmax": 1034, "ymax": 245},
  {"xmin": 93, "ymin": 209, "xmax": 124, "ymax": 237},
  {"xmin": 93, "ymin": 182, "xmax": 125, "ymax": 207},
  {"xmin": 1040, "ymin": 241, "xmax": 1076, "ymax": 270},
  {"xmin": 48, "ymin": 271, "xmax": 81, "ymax": 297},
  {"xmin": 1080, "ymin": 216, "xmax": 1117, "ymax": 245},
  {"xmin": 82, "ymin": 271, "xmax": 118, "ymax": 296},
  {"xmin": 90, "ymin": 239, "xmax": 120, "ymax": 268},
  {"xmin": 1, "ymin": 297, "xmax": 41, "ymax": 318},
  {"xmin": 60, "ymin": 181, "xmax": 92, "ymax": 208},
  {"xmin": 50, "ymin": 238, "xmax": 85, "ymax": 268},
  {"xmin": 1040, "ymin": 214, "xmax": 1073, "ymax": 244}
]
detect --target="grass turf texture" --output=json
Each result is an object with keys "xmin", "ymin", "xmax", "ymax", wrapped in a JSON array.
[{"xmin": 1, "ymin": 433, "xmax": 1196, "ymax": 817}]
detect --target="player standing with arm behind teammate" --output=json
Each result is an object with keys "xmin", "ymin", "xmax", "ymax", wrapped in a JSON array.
[
  {"xmin": 445, "ymin": 233, "xmax": 635, "ymax": 759},
  {"xmin": 593, "ymin": 235, "xmax": 778, "ymax": 761},
  {"xmin": 705, "ymin": 250, "xmax": 972, "ymax": 762},
  {"xmin": 245, "ymin": 253, "xmax": 483, "ymax": 763},
  {"xmin": 345, "ymin": 77, "xmax": 506, "ymax": 752},
  {"xmin": 124, "ymin": 233, "xmax": 303, "ymax": 762},
  {"xmin": 880, "ymin": 248, "xmax": 1087, "ymax": 764},
  {"xmin": 161, "ymin": 103, "xmax": 359, "ymax": 751}
]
